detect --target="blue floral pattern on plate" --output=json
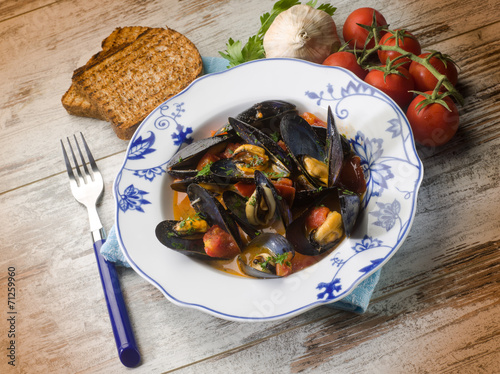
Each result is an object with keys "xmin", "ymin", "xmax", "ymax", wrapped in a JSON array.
[{"xmin": 113, "ymin": 58, "xmax": 423, "ymax": 322}]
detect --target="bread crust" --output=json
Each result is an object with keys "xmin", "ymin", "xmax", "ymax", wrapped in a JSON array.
[
  {"xmin": 62, "ymin": 26, "xmax": 202, "ymax": 140},
  {"xmin": 62, "ymin": 26, "xmax": 149, "ymax": 121}
]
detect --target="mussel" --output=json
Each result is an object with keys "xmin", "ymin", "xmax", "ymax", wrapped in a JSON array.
[
  {"xmin": 280, "ymin": 107, "xmax": 343, "ymax": 189},
  {"xmin": 213, "ymin": 100, "xmax": 298, "ymax": 136},
  {"xmin": 285, "ymin": 188, "xmax": 360, "ymax": 256},
  {"xmin": 155, "ymin": 184, "xmax": 242, "ymax": 259},
  {"xmin": 222, "ymin": 170, "xmax": 292, "ymax": 239},
  {"xmin": 210, "ymin": 117, "xmax": 292, "ymax": 181},
  {"xmin": 166, "ymin": 133, "xmax": 235, "ymax": 178},
  {"xmin": 238, "ymin": 233, "xmax": 295, "ymax": 278}
]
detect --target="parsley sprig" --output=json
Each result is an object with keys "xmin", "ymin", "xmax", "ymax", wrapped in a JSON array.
[{"xmin": 219, "ymin": 0, "xmax": 336, "ymax": 67}]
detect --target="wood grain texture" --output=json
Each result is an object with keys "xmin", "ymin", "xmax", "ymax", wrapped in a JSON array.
[{"xmin": 0, "ymin": 0, "xmax": 499, "ymax": 373}]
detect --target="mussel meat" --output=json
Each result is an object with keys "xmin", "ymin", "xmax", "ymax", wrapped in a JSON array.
[
  {"xmin": 210, "ymin": 117, "xmax": 292, "ymax": 181},
  {"xmin": 238, "ymin": 233, "xmax": 295, "ymax": 278},
  {"xmin": 285, "ymin": 188, "xmax": 360, "ymax": 256},
  {"xmin": 155, "ymin": 184, "xmax": 243, "ymax": 259}
]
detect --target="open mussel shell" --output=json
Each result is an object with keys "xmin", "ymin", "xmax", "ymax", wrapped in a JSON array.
[
  {"xmin": 280, "ymin": 107, "xmax": 345, "ymax": 189},
  {"xmin": 222, "ymin": 190, "xmax": 260, "ymax": 240},
  {"xmin": 187, "ymin": 184, "xmax": 244, "ymax": 251},
  {"xmin": 252, "ymin": 170, "xmax": 292, "ymax": 228},
  {"xmin": 170, "ymin": 174, "xmax": 236, "ymax": 193},
  {"xmin": 285, "ymin": 187, "xmax": 360, "ymax": 256},
  {"xmin": 222, "ymin": 170, "xmax": 292, "ymax": 239},
  {"xmin": 211, "ymin": 100, "xmax": 297, "ymax": 137},
  {"xmin": 155, "ymin": 220, "xmax": 210, "ymax": 259},
  {"xmin": 236, "ymin": 100, "xmax": 297, "ymax": 133},
  {"xmin": 166, "ymin": 134, "xmax": 235, "ymax": 178},
  {"xmin": 229, "ymin": 117, "xmax": 294, "ymax": 173},
  {"xmin": 209, "ymin": 158, "xmax": 255, "ymax": 183},
  {"xmin": 238, "ymin": 233, "xmax": 295, "ymax": 279},
  {"xmin": 280, "ymin": 112, "xmax": 326, "ymax": 188},
  {"xmin": 156, "ymin": 184, "xmax": 243, "ymax": 259}
]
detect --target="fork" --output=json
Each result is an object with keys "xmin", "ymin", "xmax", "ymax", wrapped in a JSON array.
[{"xmin": 61, "ymin": 133, "xmax": 141, "ymax": 368}]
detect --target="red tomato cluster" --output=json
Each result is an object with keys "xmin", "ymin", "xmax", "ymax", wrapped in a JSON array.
[{"xmin": 322, "ymin": 8, "xmax": 461, "ymax": 147}]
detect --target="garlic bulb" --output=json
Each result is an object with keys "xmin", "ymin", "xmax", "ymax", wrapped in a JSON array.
[{"xmin": 263, "ymin": 4, "xmax": 340, "ymax": 64}]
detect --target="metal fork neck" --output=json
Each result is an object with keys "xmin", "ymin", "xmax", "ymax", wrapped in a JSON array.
[{"xmin": 92, "ymin": 227, "xmax": 107, "ymax": 243}]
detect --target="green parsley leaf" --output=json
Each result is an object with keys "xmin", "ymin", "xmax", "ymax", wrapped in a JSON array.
[
  {"xmin": 270, "ymin": 132, "xmax": 280, "ymax": 142},
  {"xmin": 196, "ymin": 162, "xmax": 213, "ymax": 176},
  {"xmin": 219, "ymin": 0, "xmax": 336, "ymax": 67}
]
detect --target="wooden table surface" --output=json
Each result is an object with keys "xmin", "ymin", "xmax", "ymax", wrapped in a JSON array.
[{"xmin": 1, "ymin": 0, "xmax": 499, "ymax": 372}]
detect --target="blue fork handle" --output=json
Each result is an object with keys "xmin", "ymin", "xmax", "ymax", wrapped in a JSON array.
[{"xmin": 93, "ymin": 239, "xmax": 141, "ymax": 368}]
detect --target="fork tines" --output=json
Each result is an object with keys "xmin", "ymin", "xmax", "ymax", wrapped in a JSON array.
[{"xmin": 61, "ymin": 133, "xmax": 99, "ymax": 187}]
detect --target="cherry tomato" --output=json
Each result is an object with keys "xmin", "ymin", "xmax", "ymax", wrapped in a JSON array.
[
  {"xmin": 323, "ymin": 51, "xmax": 367, "ymax": 80},
  {"xmin": 343, "ymin": 8, "xmax": 387, "ymax": 49},
  {"xmin": 406, "ymin": 92, "xmax": 460, "ymax": 147},
  {"xmin": 364, "ymin": 66, "xmax": 415, "ymax": 108},
  {"xmin": 409, "ymin": 52, "xmax": 458, "ymax": 92},
  {"xmin": 378, "ymin": 29, "xmax": 421, "ymax": 68}
]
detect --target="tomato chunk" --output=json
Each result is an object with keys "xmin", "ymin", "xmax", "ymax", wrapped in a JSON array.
[
  {"xmin": 301, "ymin": 112, "xmax": 327, "ymax": 128},
  {"xmin": 196, "ymin": 152, "xmax": 220, "ymax": 171},
  {"xmin": 275, "ymin": 252, "xmax": 293, "ymax": 277},
  {"xmin": 234, "ymin": 182, "xmax": 256, "ymax": 197},
  {"xmin": 203, "ymin": 225, "xmax": 240, "ymax": 258},
  {"xmin": 220, "ymin": 142, "xmax": 241, "ymax": 159},
  {"xmin": 305, "ymin": 206, "xmax": 331, "ymax": 231},
  {"xmin": 272, "ymin": 181, "xmax": 295, "ymax": 207}
]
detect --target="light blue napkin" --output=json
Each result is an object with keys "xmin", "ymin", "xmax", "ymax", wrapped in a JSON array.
[{"xmin": 101, "ymin": 56, "xmax": 381, "ymax": 314}]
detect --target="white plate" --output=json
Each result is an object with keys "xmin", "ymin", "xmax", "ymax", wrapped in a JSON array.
[{"xmin": 114, "ymin": 58, "xmax": 423, "ymax": 322}]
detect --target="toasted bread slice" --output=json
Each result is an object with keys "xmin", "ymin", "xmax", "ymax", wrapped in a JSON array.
[
  {"xmin": 62, "ymin": 26, "xmax": 149, "ymax": 120},
  {"xmin": 73, "ymin": 27, "xmax": 203, "ymax": 140}
]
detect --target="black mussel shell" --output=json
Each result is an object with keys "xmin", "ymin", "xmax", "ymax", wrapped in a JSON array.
[
  {"xmin": 285, "ymin": 188, "xmax": 350, "ymax": 256},
  {"xmin": 170, "ymin": 174, "xmax": 236, "ymax": 193},
  {"xmin": 166, "ymin": 134, "xmax": 235, "ymax": 177},
  {"xmin": 238, "ymin": 233, "xmax": 295, "ymax": 279},
  {"xmin": 222, "ymin": 190, "xmax": 260, "ymax": 240},
  {"xmin": 338, "ymin": 189, "xmax": 361, "ymax": 238},
  {"xmin": 229, "ymin": 117, "xmax": 294, "ymax": 173},
  {"xmin": 212, "ymin": 100, "xmax": 297, "ymax": 137},
  {"xmin": 187, "ymin": 184, "xmax": 244, "ymax": 250},
  {"xmin": 312, "ymin": 125, "xmax": 352, "ymax": 157},
  {"xmin": 236, "ymin": 100, "xmax": 297, "ymax": 133},
  {"xmin": 326, "ymin": 106, "xmax": 344, "ymax": 187},
  {"xmin": 155, "ymin": 220, "xmax": 210, "ymax": 259},
  {"xmin": 253, "ymin": 170, "xmax": 292, "ymax": 228},
  {"xmin": 209, "ymin": 158, "xmax": 255, "ymax": 182}
]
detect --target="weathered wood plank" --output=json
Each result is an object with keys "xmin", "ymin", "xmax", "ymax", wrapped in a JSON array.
[
  {"xmin": 163, "ymin": 243, "xmax": 500, "ymax": 374},
  {"xmin": 0, "ymin": 0, "xmax": 56, "ymax": 22}
]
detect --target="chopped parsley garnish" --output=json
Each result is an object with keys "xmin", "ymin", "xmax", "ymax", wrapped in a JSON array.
[
  {"xmin": 196, "ymin": 162, "xmax": 213, "ymax": 176},
  {"xmin": 248, "ymin": 195, "xmax": 257, "ymax": 206}
]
